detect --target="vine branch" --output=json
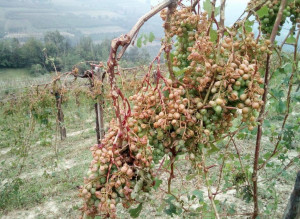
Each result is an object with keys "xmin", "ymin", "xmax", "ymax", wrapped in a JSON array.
[{"xmin": 252, "ymin": 0, "xmax": 287, "ymax": 218}]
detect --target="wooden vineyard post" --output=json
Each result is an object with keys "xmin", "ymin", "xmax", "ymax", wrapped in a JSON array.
[
  {"xmin": 95, "ymin": 97, "xmax": 105, "ymax": 144},
  {"xmin": 55, "ymin": 91, "xmax": 66, "ymax": 140},
  {"xmin": 94, "ymin": 102, "xmax": 101, "ymax": 144},
  {"xmin": 94, "ymin": 68, "xmax": 106, "ymax": 144},
  {"xmin": 72, "ymin": 64, "xmax": 106, "ymax": 144}
]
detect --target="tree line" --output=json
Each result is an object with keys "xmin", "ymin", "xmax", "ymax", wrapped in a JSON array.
[{"xmin": 0, "ymin": 30, "xmax": 150, "ymax": 75}]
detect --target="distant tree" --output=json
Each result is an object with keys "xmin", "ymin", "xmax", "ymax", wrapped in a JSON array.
[
  {"xmin": 123, "ymin": 47, "xmax": 150, "ymax": 65},
  {"xmin": 45, "ymin": 56, "xmax": 63, "ymax": 72},
  {"xmin": 0, "ymin": 35, "xmax": 119, "ymax": 71},
  {"xmin": 44, "ymin": 30, "xmax": 68, "ymax": 57},
  {"xmin": 61, "ymin": 53, "xmax": 82, "ymax": 71},
  {"xmin": 20, "ymin": 37, "xmax": 45, "ymax": 67},
  {"xmin": 0, "ymin": 38, "xmax": 22, "ymax": 68},
  {"xmin": 125, "ymin": 47, "xmax": 139, "ymax": 62},
  {"xmin": 30, "ymin": 63, "xmax": 47, "ymax": 75},
  {"xmin": 0, "ymin": 40, "xmax": 12, "ymax": 67},
  {"xmin": 9, "ymin": 38, "xmax": 22, "ymax": 67},
  {"xmin": 98, "ymin": 39, "xmax": 111, "ymax": 60},
  {"xmin": 76, "ymin": 36, "xmax": 94, "ymax": 61}
]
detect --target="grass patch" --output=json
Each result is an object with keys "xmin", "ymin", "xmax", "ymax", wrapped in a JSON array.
[
  {"xmin": 0, "ymin": 131, "xmax": 93, "ymax": 215},
  {"xmin": 0, "ymin": 68, "xmax": 53, "ymax": 96},
  {"xmin": 0, "ymin": 68, "xmax": 31, "ymax": 80},
  {"xmin": 0, "ymin": 178, "xmax": 44, "ymax": 212}
]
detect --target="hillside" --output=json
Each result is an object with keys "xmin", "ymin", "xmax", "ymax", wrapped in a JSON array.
[{"xmin": 0, "ymin": 0, "xmax": 163, "ymax": 42}]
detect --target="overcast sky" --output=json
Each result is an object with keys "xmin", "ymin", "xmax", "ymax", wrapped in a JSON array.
[
  {"xmin": 146, "ymin": 0, "xmax": 292, "ymax": 45},
  {"xmin": 148, "ymin": 0, "xmax": 250, "ymax": 25}
]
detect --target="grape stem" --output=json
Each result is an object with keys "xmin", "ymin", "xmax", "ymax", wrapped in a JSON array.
[
  {"xmin": 219, "ymin": 0, "xmax": 226, "ymax": 36},
  {"xmin": 213, "ymin": 134, "xmax": 235, "ymax": 200},
  {"xmin": 232, "ymin": 138, "xmax": 253, "ymax": 190},
  {"xmin": 203, "ymin": 79, "xmax": 215, "ymax": 105},
  {"xmin": 280, "ymin": 26, "xmax": 296, "ymax": 50},
  {"xmin": 201, "ymin": 148, "xmax": 220, "ymax": 219},
  {"xmin": 206, "ymin": 0, "xmax": 217, "ymax": 36},
  {"xmin": 115, "ymin": 0, "xmax": 177, "ymax": 61},
  {"xmin": 252, "ymin": 0, "xmax": 287, "ymax": 218},
  {"xmin": 233, "ymin": 1, "xmax": 268, "ymax": 30},
  {"xmin": 164, "ymin": 0, "xmax": 176, "ymax": 81},
  {"xmin": 107, "ymin": 0, "xmax": 177, "ymax": 146},
  {"xmin": 258, "ymin": 28, "xmax": 300, "ymax": 171},
  {"xmin": 191, "ymin": 0, "xmax": 200, "ymax": 14},
  {"xmin": 167, "ymin": 148, "xmax": 176, "ymax": 193},
  {"xmin": 260, "ymin": 154, "xmax": 300, "ymax": 184}
]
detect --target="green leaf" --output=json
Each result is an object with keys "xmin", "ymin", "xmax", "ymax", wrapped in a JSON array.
[
  {"xmin": 129, "ymin": 203, "xmax": 143, "ymax": 218},
  {"xmin": 173, "ymin": 66, "xmax": 186, "ymax": 77},
  {"xmin": 164, "ymin": 196, "xmax": 178, "ymax": 216},
  {"xmin": 228, "ymin": 204, "xmax": 236, "ymax": 214},
  {"xmin": 292, "ymin": 90, "xmax": 300, "ymax": 101},
  {"xmin": 149, "ymin": 32, "xmax": 155, "ymax": 42},
  {"xmin": 186, "ymin": 173, "xmax": 197, "ymax": 181},
  {"xmin": 157, "ymin": 202, "xmax": 166, "ymax": 212},
  {"xmin": 244, "ymin": 154, "xmax": 251, "ymax": 160},
  {"xmin": 283, "ymin": 63, "xmax": 293, "ymax": 73},
  {"xmin": 137, "ymin": 36, "xmax": 142, "ymax": 48},
  {"xmin": 203, "ymin": 0, "xmax": 220, "ymax": 17},
  {"xmin": 245, "ymin": 20, "xmax": 254, "ymax": 32},
  {"xmin": 153, "ymin": 178, "xmax": 162, "ymax": 190},
  {"xmin": 263, "ymin": 152, "xmax": 272, "ymax": 159},
  {"xmin": 169, "ymin": 52, "xmax": 174, "ymax": 65},
  {"xmin": 143, "ymin": 34, "xmax": 148, "ymax": 45},
  {"xmin": 163, "ymin": 89, "xmax": 170, "ymax": 98},
  {"xmin": 191, "ymin": 190, "xmax": 204, "ymax": 201},
  {"xmin": 277, "ymin": 100, "xmax": 286, "ymax": 113},
  {"xmin": 286, "ymin": 35, "xmax": 296, "ymax": 44},
  {"xmin": 207, "ymin": 143, "xmax": 220, "ymax": 155},
  {"xmin": 163, "ymin": 159, "xmax": 170, "ymax": 168},
  {"xmin": 209, "ymin": 29, "xmax": 218, "ymax": 42},
  {"xmin": 270, "ymin": 88, "xmax": 284, "ymax": 99},
  {"xmin": 256, "ymin": 6, "xmax": 268, "ymax": 18},
  {"xmin": 215, "ymin": 6, "xmax": 220, "ymax": 17},
  {"xmin": 237, "ymin": 132, "xmax": 247, "ymax": 139},
  {"xmin": 203, "ymin": 0, "xmax": 212, "ymax": 15},
  {"xmin": 264, "ymin": 120, "xmax": 271, "ymax": 128}
]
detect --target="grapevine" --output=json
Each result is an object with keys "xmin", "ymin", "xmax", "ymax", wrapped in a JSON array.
[
  {"xmin": 78, "ymin": 0, "xmax": 282, "ymax": 217},
  {"xmin": 0, "ymin": 0, "xmax": 298, "ymax": 217}
]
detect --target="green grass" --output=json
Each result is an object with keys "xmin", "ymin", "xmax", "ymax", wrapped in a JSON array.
[
  {"xmin": 0, "ymin": 68, "xmax": 31, "ymax": 80},
  {"xmin": 0, "ymin": 69, "xmax": 100, "ymax": 217},
  {"xmin": 0, "ymin": 127, "xmax": 94, "ymax": 216},
  {"xmin": 0, "ymin": 68, "xmax": 53, "ymax": 96}
]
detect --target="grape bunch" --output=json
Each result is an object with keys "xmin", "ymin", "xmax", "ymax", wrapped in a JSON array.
[
  {"xmin": 79, "ymin": 119, "xmax": 155, "ymax": 218},
  {"xmin": 186, "ymin": 32, "xmax": 268, "ymax": 131},
  {"xmin": 161, "ymin": 8, "xmax": 208, "ymax": 69},
  {"xmin": 259, "ymin": 0, "xmax": 300, "ymax": 35},
  {"xmin": 129, "ymin": 82, "xmax": 200, "ymax": 163},
  {"xmin": 165, "ymin": 7, "xmax": 268, "ymax": 133},
  {"xmin": 81, "ymin": 5, "xmax": 270, "ymax": 218}
]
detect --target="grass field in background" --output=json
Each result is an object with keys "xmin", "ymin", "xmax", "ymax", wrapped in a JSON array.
[
  {"xmin": 0, "ymin": 68, "xmax": 31, "ymax": 80},
  {"xmin": 0, "ymin": 68, "xmax": 53, "ymax": 96}
]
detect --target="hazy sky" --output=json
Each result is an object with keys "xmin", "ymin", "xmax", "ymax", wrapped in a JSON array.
[
  {"xmin": 146, "ymin": 0, "xmax": 291, "ymax": 44},
  {"xmin": 1, "ymin": 0, "xmax": 291, "ymax": 45},
  {"xmin": 148, "ymin": 0, "xmax": 251, "ymax": 25}
]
